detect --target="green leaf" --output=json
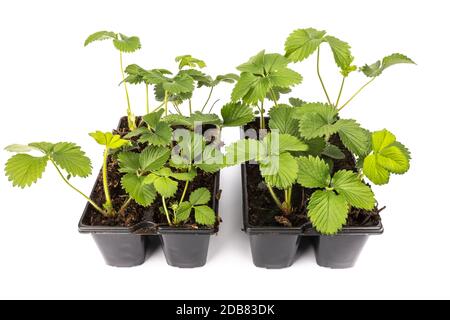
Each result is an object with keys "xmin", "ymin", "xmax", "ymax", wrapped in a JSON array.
[
  {"xmin": 194, "ymin": 205, "xmax": 216, "ymax": 226},
  {"xmin": 377, "ymin": 146, "xmax": 410, "ymax": 174},
  {"xmin": 232, "ymin": 51, "xmax": 301, "ymax": 104},
  {"xmin": 321, "ymin": 144, "xmax": 345, "ymax": 160},
  {"xmin": 190, "ymin": 112, "xmax": 222, "ymax": 126},
  {"xmin": 4, "ymin": 144, "xmax": 39, "ymax": 153},
  {"xmin": 268, "ymin": 105, "xmax": 299, "ymax": 136},
  {"xmin": 231, "ymin": 72, "xmax": 270, "ymax": 104},
  {"xmin": 52, "ymin": 142, "xmax": 92, "ymax": 177},
  {"xmin": 89, "ymin": 131, "xmax": 129, "ymax": 149},
  {"xmin": 391, "ymin": 141, "xmax": 411, "ymax": 161},
  {"xmin": 5, "ymin": 154, "xmax": 48, "ymax": 188},
  {"xmin": 260, "ymin": 152, "xmax": 298, "ymax": 189},
  {"xmin": 213, "ymin": 73, "xmax": 239, "ymax": 86},
  {"xmin": 296, "ymin": 156, "xmax": 331, "ymax": 188},
  {"xmin": 299, "ymin": 112, "xmax": 339, "ymax": 139},
  {"xmin": 323, "ymin": 35, "xmax": 354, "ymax": 72},
  {"xmin": 267, "ymin": 87, "xmax": 291, "ymax": 101},
  {"xmin": 225, "ymin": 139, "xmax": 265, "ymax": 165},
  {"xmin": 332, "ymin": 170, "xmax": 375, "ymax": 210},
  {"xmin": 112, "ymin": 33, "xmax": 141, "ymax": 53},
  {"xmin": 139, "ymin": 146, "xmax": 170, "ymax": 171},
  {"xmin": 175, "ymin": 202, "xmax": 192, "ymax": 222},
  {"xmin": 121, "ymin": 173, "xmax": 156, "ymax": 206},
  {"xmin": 336, "ymin": 119, "xmax": 371, "ymax": 156},
  {"xmin": 307, "ymin": 190, "xmax": 349, "ymax": 235},
  {"xmin": 175, "ymin": 55, "xmax": 206, "ymax": 69},
  {"xmin": 162, "ymin": 74, "xmax": 194, "ymax": 94},
  {"xmin": 143, "ymin": 109, "xmax": 165, "ymax": 128},
  {"xmin": 361, "ymin": 53, "xmax": 415, "ymax": 77},
  {"xmin": 118, "ymin": 152, "xmax": 141, "ymax": 173},
  {"xmin": 363, "ymin": 154, "xmax": 390, "ymax": 185},
  {"xmin": 162, "ymin": 114, "xmax": 192, "ymax": 127},
  {"xmin": 170, "ymin": 169, "xmax": 197, "ymax": 181},
  {"xmin": 189, "ymin": 187, "xmax": 211, "ymax": 206},
  {"xmin": 303, "ymin": 137, "xmax": 327, "ymax": 157},
  {"xmin": 264, "ymin": 133, "xmax": 308, "ymax": 155},
  {"xmin": 221, "ymin": 102, "xmax": 254, "ymax": 127},
  {"xmin": 289, "ymin": 98, "xmax": 306, "ymax": 107},
  {"xmin": 123, "ymin": 127, "xmax": 147, "ymax": 139},
  {"xmin": 139, "ymin": 122, "xmax": 172, "ymax": 146},
  {"xmin": 294, "ymin": 102, "xmax": 337, "ymax": 122},
  {"xmin": 372, "ymin": 129, "xmax": 396, "ymax": 152},
  {"xmin": 84, "ymin": 31, "xmax": 117, "ymax": 46},
  {"xmin": 154, "ymin": 176, "xmax": 178, "ymax": 198},
  {"xmin": 269, "ymin": 68, "xmax": 303, "ymax": 88},
  {"xmin": 285, "ymin": 28, "xmax": 326, "ymax": 62},
  {"xmin": 29, "ymin": 142, "xmax": 55, "ymax": 154},
  {"xmin": 195, "ymin": 145, "xmax": 225, "ymax": 173}
]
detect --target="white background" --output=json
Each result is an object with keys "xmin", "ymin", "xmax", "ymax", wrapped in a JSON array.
[{"xmin": 0, "ymin": 0, "xmax": 449, "ymax": 300}]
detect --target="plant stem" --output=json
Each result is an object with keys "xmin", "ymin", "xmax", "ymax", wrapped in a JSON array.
[
  {"xmin": 335, "ymin": 76, "xmax": 346, "ymax": 108},
  {"xmin": 50, "ymin": 159, "xmax": 106, "ymax": 215},
  {"xmin": 259, "ymin": 101, "xmax": 265, "ymax": 129},
  {"xmin": 338, "ymin": 78, "xmax": 376, "ymax": 111},
  {"xmin": 145, "ymin": 83, "xmax": 150, "ymax": 115},
  {"xmin": 316, "ymin": 47, "xmax": 333, "ymax": 106},
  {"xmin": 172, "ymin": 103, "xmax": 183, "ymax": 115},
  {"xmin": 266, "ymin": 184, "xmax": 283, "ymax": 211},
  {"xmin": 119, "ymin": 197, "xmax": 132, "ymax": 215},
  {"xmin": 162, "ymin": 196, "xmax": 172, "ymax": 225},
  {"xmin": 163, "ymin": 90, "xmax": 169, "ymax": 116},
  {"xmin": 270, "ymin": 89, "xmax": 279, "ymax": 107},
  {"xmin": 102, "ymin": 148, "xmax": 113, "ymax": 215},
  {"xmin": 201, "ymin": 86, "xmax": 214, "ymax": 113},
  {"xmin": 208, "ymin": 99, "xmax": 220, "ymax": 113},
  {"xmin": 120, "ymin": 51, "xmax": 135, "ymax": 129},
  {"xmin": 179, "ymin": 180, "xmax": 189, "ymax": 204},
  {"xmin": 189, "ymin": 99, "xmax": 193, "ymax": 115}
]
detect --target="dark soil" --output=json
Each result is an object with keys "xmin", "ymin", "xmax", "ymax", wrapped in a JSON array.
[
  {"xmin": 82, "ymin": 117, "xmax": 219, "ymax": 228},
  {"xmin": 245, "ymin": 118, "xmax": 382, "ymax": 228}
]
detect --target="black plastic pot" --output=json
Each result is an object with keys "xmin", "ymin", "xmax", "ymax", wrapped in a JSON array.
[
  {"xmin": 303, "ymin": 225, "xmax": 383, "ymax": 269},
  {"xmin": 79, "ymin": 171, "xmax": 221, "ymax": 268},
  {"xmin": 241, "ymin": 162, "xmax": 383, "ymax": 269},
  {"xmin": 242, "ymin": 163, "xmax": 304, "ymax": 269},
  {"xmin": 158, "ymin": 173, "xmax": 220, "ymax": 268}
]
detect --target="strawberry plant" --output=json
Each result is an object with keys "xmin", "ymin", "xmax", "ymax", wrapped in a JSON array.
[
  {"xmin": 230, "ymin": 28, "xmax": 414, "ymax": 235},
  {"xmin": 84, "ymin": 31, "xmax": 142, "ymax": 130},
  {"xmin": 5, "ymin": 139, "xmax": 120, "ymax": 217},
  {"xmin": 123, "ymin": 55, "xmax": 239, "ymax": 117},
  {"xmin": 231, "ymin": 50, "xmax": 302, "ymax": 129}
]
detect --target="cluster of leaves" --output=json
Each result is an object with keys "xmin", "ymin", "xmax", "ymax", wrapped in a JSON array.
[
  {"xmin": 226, "ymin": 27, "xmax": 414, "ymax": 234},
  {"xmin": 123, "ymin": 54, "xmax": 240, "ymax": 115},
  {"xmin": 5, "ymin": 143, "xmax": 92, "ymax": 188}
]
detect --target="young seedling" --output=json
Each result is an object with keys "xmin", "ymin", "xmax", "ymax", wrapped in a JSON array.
[
  {"xmin": 226, "ymin": 126, "xmax": 308, "ymax": 215},
  {"xmin": 84, "ymin": 31, "xmax": 142, "ymax": 130},
  {"xmin": 231, "ymin": 50, "xmax": 302, "ymax": 128},
  {"xmin": 297, "ymin": 156, "xmax": 375, "ymax": 234},
  {"xmin": 124, "ymin": 55, "xmax": 239, "ymax": 118},
  {"xmin": 3, "ymin": 142, "xmax": 107, "ymax": 214},
  {"xmin": 89, "ymin": 131, "xmax": 130, "ymax": 216},
  {"xmin": 118, "ymin": 126, "xmax": 222, "ymax": 226},
  {"xmin": 284, "ymin": 28, "xmax": 416, "ymax": 110}
]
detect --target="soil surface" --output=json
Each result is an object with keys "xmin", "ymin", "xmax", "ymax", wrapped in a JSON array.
[
  {"xmin": 245, "ymin": 118, "xmax": 382, "ymax": 228},
  {"xmin": 82, "ymin": 117, "xmax": 219, "ymax": 228}
]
